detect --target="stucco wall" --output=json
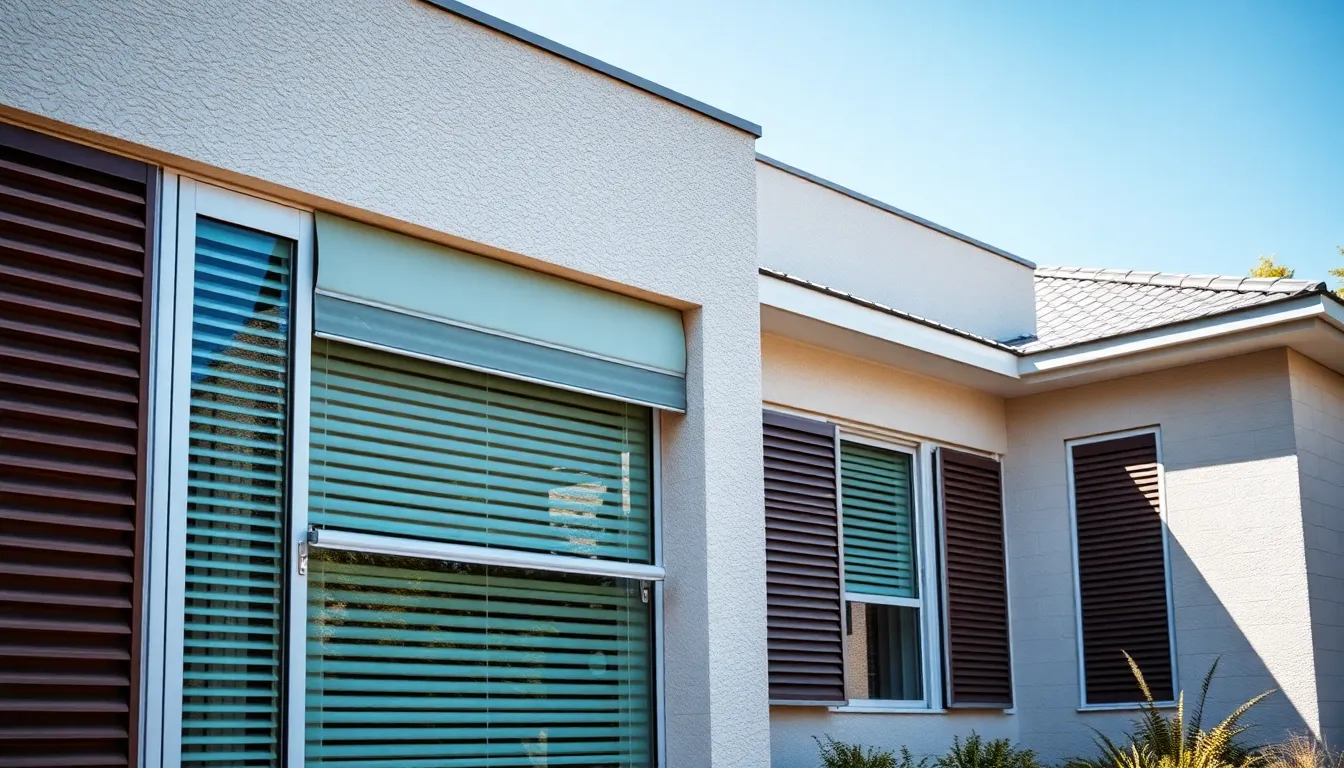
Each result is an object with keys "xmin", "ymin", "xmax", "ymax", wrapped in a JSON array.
[
  {"xmin": 763, "ymin": 332, "xmax": 1014, "ymax": 767},
  {"xmin": 1005, "ymin": 350, "xmax": 1318, "ymax": 761},
  {"xmin": 756, "ymin": 162, "xmax": 1037, "ymax": 343},
  {"xmin": 761, "ymin": 333, "xmax": 1007, "ymax": 454},
  {"xmin": 1288, "ymin": 351, "xmax": 1344, "ymax": 746},
  {"xmin": 0, "ymin": 1, "xmax": 766, "ymax": 765}
]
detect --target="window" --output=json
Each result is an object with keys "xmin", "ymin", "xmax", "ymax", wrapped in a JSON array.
[
  {"xmin": 304, "ymin": 340, "xmax": 658, "ymax": 767},
  {"xmin": 1068, "ymin": 429, "xmax": 1175, "ymax": 708},
  {"xmin": 839, "ymin": 440, "xmax": 931, "ymax": 707},
  {"xmin": 150, "ymin": 180, "xmax": 665, "ymax": 767}
]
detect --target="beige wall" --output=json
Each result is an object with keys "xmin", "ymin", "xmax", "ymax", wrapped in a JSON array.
[
  {"xmin": 1006, "ymin": 350, "xmax": 1319, "ymax": 761},
  {"xmin": 0, "ymin": 1, "xmax": 766, "ymax": 765},
  {"xmin": 762, "ymin": 333, "xmax": 1007, "ymax": 454},
  {"xmin": 757, "ymin": 162, "xmax": 1037, "ymax": 342},
  {"xmin": 1289, "ymin": 351, "xmax": 1344, "ymax": 746}
]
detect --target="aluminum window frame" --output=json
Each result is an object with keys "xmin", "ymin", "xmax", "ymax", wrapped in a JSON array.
[
  {"xmin": 834, "ymin": 433, "xmax": 941, "ymax": 711},
  {"xmin": 145, "ymin": 174, "xmax": 313, "ymax": 768},
  {"xmin": 1065, "ymin": 426, "xmax": 1178, "ymax": 712}
]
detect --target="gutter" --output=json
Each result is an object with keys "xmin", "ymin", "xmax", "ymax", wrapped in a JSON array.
[{"xmin": 422, "ymin": 0, "xmax": 763, "ymax": 137}]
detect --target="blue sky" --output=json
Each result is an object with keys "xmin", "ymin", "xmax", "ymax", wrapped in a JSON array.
[{"xmin": 468, "ymin": 0, "xmax": 1343, "ymax": 284}]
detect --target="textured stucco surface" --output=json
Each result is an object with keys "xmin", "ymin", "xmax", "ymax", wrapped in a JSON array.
[
  {"xmin": 761, "ymin": 334, "xmax": 1007, "ymax": 454},
  {"xmin": 0, "ymin": 0, "xmax": 766, "ymax": 764},
  {"xmin": 756, "ymin": 162, "xmax": 1037, "ymax": 343},
  {"xmin": 1005, "ymin": 350, "xmax": 1319, "ymax": 761},
  {"xmin": 1289, "ymin": 351, "xmax": 1344, "ymax": 746}
]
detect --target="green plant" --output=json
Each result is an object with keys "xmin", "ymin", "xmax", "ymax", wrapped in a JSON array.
[
  {"xmin": 816, "ymin": 735, "xmax": 914, "ymax": 768},
  {"xmin": 935, "ymin": 732, "xmax": 1040, "ymax": 768},
  {"xmin": 1260, "ymin": 732, "xmax": 1342, "ymax": 768},
  {"xmin": 1066, "ymin": 654, "xmax": 1275, "ymax": 768}
]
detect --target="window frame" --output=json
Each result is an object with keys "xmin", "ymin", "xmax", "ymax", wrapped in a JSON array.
[
  {"xmin": 832, "ymin": 433, "xmax": 943, "ymax": 712},
  {"xmin": 1065, "ymin": 426, "xmax": 1178, "ymax": 712},
  {"xmin": 146, "ymin": 175, "xmax": 314, "ymax": 768},
  {"xmin": 148, "ymin": 174, "xmax": 667, "ymax": 767}
]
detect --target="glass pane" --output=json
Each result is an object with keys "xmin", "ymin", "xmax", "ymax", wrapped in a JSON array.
[
  {"xmin": 841, "ymin": 442, "xmax": 917, "ymax": 598},
  {"xmin": 182, "ymin": 217, "xmax": 292, "ymax": 767},
  {"xmin": 309, "ymin": 340, "xmax": 654, "ymax": 563},
  {"xmin": 846, "ymin": 602, "xmax": 923, "ymax": 702},
  {"xmin": 306, "ymin": 549, "xmax": 654, "ymax": 767}
]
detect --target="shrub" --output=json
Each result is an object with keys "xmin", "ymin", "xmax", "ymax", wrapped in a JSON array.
[
  {"xmin": 815, "ymin": 735, "xmax": 931, "ymax": 768},
  {"xmin": 936, "ymin": 732, "xmax": 1041, "ymax": 768},
  {"xmin": 1065, "ymin": 654, "xmax": 1275, "ymax": 768},
  {"xmin": 1260, "ymin": 733, "xmax": 1342, "ymax": 768}
]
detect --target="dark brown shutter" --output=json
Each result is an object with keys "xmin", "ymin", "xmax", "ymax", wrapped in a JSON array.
[
  {"xmin": 763, "ymin": 410, "xmax": 846, "ymax": 704},
  {"xmin": 0, "ymin": 122, "xmax": 155, "ymax": 767},
  {"xmin": 938, "ymin": 448, "xmax": 1013, "ymax": 708},
  {"xmin": 1071, "ymin": 433, "xmax": 1173, "ymax": 704}
]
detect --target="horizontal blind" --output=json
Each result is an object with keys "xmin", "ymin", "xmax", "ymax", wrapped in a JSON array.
[
  {"xmin": 762, "ymin": 410, "xmax": 845, "ymax": 705},
  {"xmin": 840, "ymin": 442, "xmax": 916, "ymax": 598},
  {"xmin": 1072, "ymin": 433, "xmax": 1173, "ymax": 704},
  {"xmin": 0, "ymin": 123, "xmax": 154, "ymax": 767},
  {"xmin": 310, "ymin": 341, "xmax": 653, "ymax": 563},
  {"xmin": 306, "ymin": 549, "xmax": 652, "ymax": 767},
  {"xmin": 181, "ymin": 216, "xmax": 292, "ymax": 767},
  {"xmin": 939, "ymin": 448, "xmax": 1013, "ymax": 708}
]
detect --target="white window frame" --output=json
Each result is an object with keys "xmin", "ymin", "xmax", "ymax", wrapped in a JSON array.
[
  {"xmin": 144, "ymin": 175, "xmax": 313, "ymax": 767},
  {"xmin": 832, "ymin": 433, "xmax": 943, "ymax": 712},
  {"xmin": 1065, "ymin": 426, "xmax": 1178, "ymax": 712}
]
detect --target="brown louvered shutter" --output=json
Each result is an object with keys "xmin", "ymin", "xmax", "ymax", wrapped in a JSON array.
[
  {"xmin": 938, "ymin": 448, "xmax": 1013, "ymax": 708},
  {"xmin": 763, "ymin": 410, "xmax": 846, "ymax": 704},
  {"xmin": 1071, "ymin": 433, "xmax": 1173, "ymax": 704},
  {"xmin": 0, "ymin": 123, "xmax": 155, "ymax": 766}
]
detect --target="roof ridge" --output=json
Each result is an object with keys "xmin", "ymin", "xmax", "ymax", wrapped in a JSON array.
[{"xmin": 1036, "ymin": 265, "xmax": 1324, "ymax": 294}]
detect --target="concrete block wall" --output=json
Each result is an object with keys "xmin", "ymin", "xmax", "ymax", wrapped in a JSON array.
[
  {"xmin": 1289, "ymin": 351, "xmax": 1344, "ymax": 746},
  {"xmin": 1005, "ymin": 349, "xmax": 1320, "ymax": 762}
]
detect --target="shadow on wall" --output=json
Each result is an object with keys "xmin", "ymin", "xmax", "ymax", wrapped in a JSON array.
[{"xmin": 1014, "ymin": 452, "xmax": 1318, "ymax": 764}]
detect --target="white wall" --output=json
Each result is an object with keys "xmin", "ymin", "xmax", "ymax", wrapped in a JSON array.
[
  {"xmin": 1006, "ymin": 350, "xmax": 1319, "ymax": 762},
  {"xmin": 757, "ymin": 162, "xmax": 1037, "ymax": 343},
  {"xmin": 1289, "ymin": 351, "xmax": 1344, "ymax": 747},
  {"xmin": 0, "ymin": 1, "xmax": 766, "ymax": 765},
  {"xmin": 763, "ymin": 332, "xmax": 1015, "ymax": 767}
]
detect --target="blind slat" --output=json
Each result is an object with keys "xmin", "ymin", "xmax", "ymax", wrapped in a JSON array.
[
  {"xmin": 180, "ymin": 216, "xmax": 292, "ymax": 768},
  {"xmin": 841, "ymin": 443, "xmax": 916, "ymax": 599}
]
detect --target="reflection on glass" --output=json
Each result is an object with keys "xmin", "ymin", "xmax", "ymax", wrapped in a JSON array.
[
  {"xmin": 846, "ymin": 602, "xmax": 922, "ymax": 701},
  {"xmin": 306, "ymin": 549, "xmax": 654, "ymax": 767}
]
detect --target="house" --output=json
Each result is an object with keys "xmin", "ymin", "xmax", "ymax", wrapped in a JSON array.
[{"xmin": 0, "ymin": 1, "xmax": 1339, "ymax": 767}]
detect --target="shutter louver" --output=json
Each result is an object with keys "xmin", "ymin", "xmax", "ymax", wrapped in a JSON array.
[
  {"xmin": 0, "ymin": 123, "xmax": 154, "ymax": 767},
  {"xmin": 180, "ymin": 217, "xmax": 293, "ymax": 767},
  {"xmin": 938, "ymin": 449, "xmax": 1013, "ymax": 708},
  {"xmin": 763, "ymin": 410, "xmax": 846, "ymax": 705},
  {"xmin": 1071, "ymin": 433, "xmax": 1173, "ymax": 705}
]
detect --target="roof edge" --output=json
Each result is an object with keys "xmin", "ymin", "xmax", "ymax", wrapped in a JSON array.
[
  {"xmin": 1036, "ymin": 265, "xmax": 1326, "ymax": 294},
  {"xmin": 422, "ymin": 0, "xmax": 763, "ymax": 137},
  {"xmin": 755, "ymin": 153, "xmax": 1036, "ymax": 269},
  {"xmin": 760, "ymin": 267, "xmax": 1026, "ymax": 355}
]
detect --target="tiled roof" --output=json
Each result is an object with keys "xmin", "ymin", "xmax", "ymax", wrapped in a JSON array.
[{"xmin": 1014, "ymin": 266, "xmax": 1327, "ymax": 353}]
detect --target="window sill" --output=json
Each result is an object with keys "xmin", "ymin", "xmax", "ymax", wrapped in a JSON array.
[
  {"xmin": 1078, "ymin": 701, "xmax": 1177, "ymax": 713},
  {"xmin": 830, "ymin": 705, "xmax": 946, "ymax": 715}
]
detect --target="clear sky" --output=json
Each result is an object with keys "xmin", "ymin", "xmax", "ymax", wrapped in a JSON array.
[{"xmin": 467, "ymin": 0, "xmax": 1343, "ymax": 285}]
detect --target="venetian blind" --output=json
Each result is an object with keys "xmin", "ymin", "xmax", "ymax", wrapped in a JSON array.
[
  {"xmin": 180, "ymin": 216, "xmax": 292, "ymax": 767},
  {"xmin": 305, "ymin": 550, "xmax": 653, "ymax": 767},
  {"xmin": 308, "ymin": 341, "xmax": 653, "ymax": 563},
  {"xmin": 840, "ymin": 442, "xmax": 916, "ymax": 599}
]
